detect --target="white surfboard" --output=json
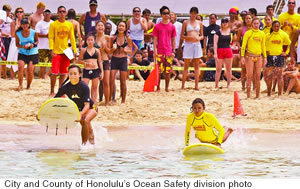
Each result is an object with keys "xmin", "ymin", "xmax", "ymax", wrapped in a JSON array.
[
  {"xmin": 183, "ymin": 143, "xmax": 224, "ymax": 156},
  {"xmin": 37, "ymin": 98, "xmax": 80, "ymax": 134}
]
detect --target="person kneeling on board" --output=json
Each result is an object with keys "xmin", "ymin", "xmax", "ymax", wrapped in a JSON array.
[
  {"xmin": 55, "ymin": 64, "xmax": 97, "ymax": 145},
  {"xmin": 185, "ymin": 98, "xmax": 233, "ymax": 147}
]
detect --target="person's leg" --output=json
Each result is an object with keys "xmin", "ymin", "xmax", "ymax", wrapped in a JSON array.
[
  {"xmin": 91, "ymin": 78, "xmax": 99, "ymax": 105},
  {"xmin": 1, "ymin": 65, "xmax": 7, "ymax": 79},
  {"xmin": 265, "ymin": 67, "xmax": 274, "ymax": 96},
  {"xmin": 254, "ymin": 58, "xmax": 262, "ymax": 98},
  {"xmin": 59, "ymin": 74, "xmax": 67, "ymax": 87},
  {"xmin": 181, "ymin": 59, "xmax": 191, "ymax": 89},
  {"xmin": 9, "ymin": 67, "xmax": 15, "ymax": 80},
  {"xmin": 241, "ymin": 62, "xmax": 246, "ymax": 91},
  {"xmin": 110, "ymin": 70, "xmax": 118, "ymax": 102},
  {"xmin": 103, "ymin": 70, "xmax": 111, "ymax": 105},
  {"xmin": 17, "ymin": 60, "xmax": 25, "ymax": 91},
  {"xmin": 193, "ymin": 58, "xmax": 200, "ymax": 90},
  {"xmin": 39, "ymin": 67, "xmax": 46, "ymax": 79},
  {"xmin": 164, "ymin": 72, "xmax": 171, "ymax": 92},
  {"xmin": 224, "ymin": 58, "xmax": 233, "ymax": 88},
  {"xmin": 276, "ymin": 67, "xmax": 284, "ymax": 96},
  {"xmin": 99, "ymin": 80, "xmax": 104, "ymax": 102},
  {"xmin": 245, "ymin": 57, "xmax": 254, "ymax": 98},
  {"xmin": 120, "ymin": 71, "xmax": 127, "ymax": 103},
  {"xmin": 26, "ymin": 61, "xmax": 35, "ymax": 89},
  {"xmin": 83, "ymin": 109, "xmax": 97, "ymax": 144},
  {"xmin": 285, "ymin": 77, "xmax": 296, "ymax": 94},
  {"xmin": 215, "ymin": 58, "xmax": 223, "ymax": 88},
  {"xmin": 82, "ymin": 78, "xmax": 90, "ymax": 85}
]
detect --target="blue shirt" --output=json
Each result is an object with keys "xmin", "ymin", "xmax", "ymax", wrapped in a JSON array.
[{"xmin": 17, "ymin": 29, "xmax": 38, "ymax": 55}]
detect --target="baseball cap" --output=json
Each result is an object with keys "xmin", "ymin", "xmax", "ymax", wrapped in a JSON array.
[
  {"xmin": 21, "ymin": 18, "xmax": 29, "ymax": 25},
  {"xmin": 89, "ymin": 0, "xmax": 98, "ymax": 5},
  {"xmin": 229, "ymin": 8, "xmax": 237, "ymax": 14},
  {"xmin": 44, "ymin": 9, "xmax": 51, "ymax": 13},
  {"xmin": 221, "ymin": 17, "xmax": 229, "ymax": 23},
  {"xmin": 240, "ymin": 10, "xmax": 248, "ymax": 15}
]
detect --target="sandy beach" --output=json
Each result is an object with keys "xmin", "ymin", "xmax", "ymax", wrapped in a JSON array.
[{"xmin": 0, "ymin": 78, "xmax": 299, "ymax": 130}]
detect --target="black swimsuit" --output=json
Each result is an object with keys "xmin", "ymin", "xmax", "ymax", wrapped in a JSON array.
[
  {"xmin": 83, "ymin": 48, "xmax": 101, "ymax": 79},
  {"xmin": 111, "ymin": 36, "xmax": 128, "ymax": 71}
]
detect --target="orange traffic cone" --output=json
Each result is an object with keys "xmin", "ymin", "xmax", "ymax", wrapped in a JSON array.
[
  {"xmin": 233, "ymin": 91, "xmax": 247, "ymax": 118},
  {"xmin": 143, "ymin": 63, "xmax": 159, "ymax": 92}
]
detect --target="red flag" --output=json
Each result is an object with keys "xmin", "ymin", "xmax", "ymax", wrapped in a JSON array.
[{"xmin": 143, "ymin": 63, "xmax": 159, "ymax": 92}]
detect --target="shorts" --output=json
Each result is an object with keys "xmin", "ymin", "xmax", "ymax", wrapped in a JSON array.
[
  {"xmin": 132, "ymin": 40, "xmax": 144, "ymax": 50},
  {"xmin": 18, "ymin": 53, "xmax": 39, "ymax": 65},
  {"xmin": 83, "ymin": 68, "xmax": 101, "ymax": 79},
  {"xmin": 266, "ymin": 55, "xmax": 284, "ymax": 68},
  {"xmin": 103, "ymin": 60, "xmax": 111, "ymax": 70},
  {"xmin": 183, "ymin": 42, "xmax": 203, "ymax": 59},
  {"xmin": 111, "ymin": 56, "xmax": 128, "ymax": 71},
  {"xmin": 38, "ymin": 49, "xmax": 52, "ymax": 63},
  {"xmin": 217, "ymin": 48, "xmax": 233, "ymax": 59},
  {"xmin": 157, "ymin": 54, "xmax": 173, "ymax": 73},
  {"xmin": 51, "ymin": 54, "xmax": 70, "ymax": 75}
]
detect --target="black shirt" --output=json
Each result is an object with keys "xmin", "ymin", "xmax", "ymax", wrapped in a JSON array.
[
  {"xmin": 134, "ymin": 59, "xmax": 150, "ymax": 80},
  {"xmin": 55, "ymin": 80, "xmax": 94, "ymax": 111},
  {"xmin": 204, "ymin": 58, "xmax": 216, "ymax": 81},
  {"xmin": 216, "ymin": 30, "xmax": 234, "ymax": 49},
  {"xmin": 204, "ymin": 24, "xmax": 220, "ymax": 47}
]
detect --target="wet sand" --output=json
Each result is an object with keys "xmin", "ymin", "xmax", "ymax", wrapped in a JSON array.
[{"xmin": 0, "ymin": 78, "xmax": 299, "ymax": 130}]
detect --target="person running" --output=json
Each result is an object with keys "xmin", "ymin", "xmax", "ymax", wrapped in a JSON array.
[
  {"xmin": 79, "ymin": 0, "xmax": 106, "ymax": 40},
  {"xmin": 265, "ymin": 21, "xmax": 290, "ymax": 96},
  {"xmin": 48, "ymin": 5, "xmax": 77, "ymax": 96},
  {"xmin": 95, "ymin": 20, "xmax": 111, "ymax": 106},
  {"xmin": 241, "ymin": 18, "xmax": 267, "ymax": 98},
  {"xmin": 55, "ymin": 64, "xmax": 97, "ymax": 145},
  {"xmin": 78, "ymin": 34, "xmax": 103, "ymax": 104},
  {"xmin": 185, "ymin": 98, "xmax": 233, "ymax": 147},
  {"xmin": 28, "ymin": 2, "xmax": 46, "ymax": 29},
  {"xmin": 180, "ymin": 7, "xmax": 203, "ymax": 90},
  {"xmin": 15, "ymin": 18, "xmax": 39, "ymax": 91},
  {"xmin": 110, "ymin": 21, "xmax": 132, "ymax": 103},
  {"xmin": 214, "ymin": 17, "xmax": 236, "ymax": 89},
  {"xmin": 152, "ymin": 5, "xmax": 176, "ymax": 92}
]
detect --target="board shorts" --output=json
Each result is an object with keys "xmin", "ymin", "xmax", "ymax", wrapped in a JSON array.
[
  {"xmin": 157, "ymin": 54, "xmax": 173, "ymax": 73},
  {"xmin": 217, "ymin": 48, "xmax": 233, "ymax": 59},
  {"xmin": 102, "ymin": 60, "xmax": 111, "ymax": 70},
  {"xmin": 83, "ymin": 68, "xmax": 101, "ymax": 79},
  {"xmin": 38, "ymin": 49, "xmax": 52, "ymax": 63},
  {"xmin": 18, "ymin": 53, "xmax": 39, "ymax": 65},
  {"xmin": 111, "ymin": 56, "xmax": 128, "ymax": 71},
  {"xmin": 52, "ymin": 54, "xmax": 70, "ymax": 75},
  {"xmin": 183, "ymin": 42, "xmax": 203, "ymax": 59},
  {"xmin": 266, "ymin": 55, "xmax": 284, "ymax": 68},
  {"xmin": 132, "ymin": 39, "xmax": 144, "ymax": 50}
]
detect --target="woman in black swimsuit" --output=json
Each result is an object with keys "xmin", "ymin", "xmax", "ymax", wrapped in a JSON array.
[
  {"xmin": 78, "ymin": 34, "xmax": 103, "ymax": 104},
  {"xmin": 110, "ymin": 21, "xmax": 132, "ymax": 104}
]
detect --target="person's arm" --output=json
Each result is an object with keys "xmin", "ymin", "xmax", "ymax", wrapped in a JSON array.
[
  {"xmin": 104, "ymin": 35, "xmax": 111, "ymax": 54},
  {"xmin": 79, "ymin": 13, "xmax": 86, "ymax": 40},
  {"xmin": 171, "ymin": 37, "xmax": 176, "ymax": 57},
  {"xmin": 54, "ymin": 84, "xmax": 67, "ymax": 98},
  {"xmin": 126, "ymin": 19, "xmax": 130, "ymax": 31},
  {"xmin": 76, "ymin": 22, "xmax": 82, "ymax": 51},
  {"xmin": 261, "ymin": 32, "xmax": 267, "ymax": 66},
  {"xmin": 131, "ymin": 41, "xmax": 138, "ymax": 57},
  {"xmin": 185, "ymin": 115, "xmax": 192, "ymax": 146},
  {"xmin": 101, "ymin": 14, "xmax": 107, "ymax": 23},
  {"xmin": 48, "ymin": 22, "xmax": 56, "ymax": 56},
  {"xmin": 124, "ymin": 36, "xmax": 133, "ymax": 55},
  {"xmin": 240, "ymin": 30, "xmax": 250, "ymax": 58},
  {"xmin": 80, "ymin": 103, "xmax": 90, "ymax": 118},
  {"xmin": 153, "ymin": 36, "xmax": 158, "ymax": 59},
  {"xmin": 213, "ymin": 33, "xmax": 219, "ymax": 60},
  {"xmin": 69, "ymin": 23, "xmax": 77, "ymax": 54},
  {"xmin": 77, "ymin": 48, "xmax": 86, "ymax": 65},
  {"xmin": 97, "ymin": 48, "xmax": 104, "ymax": 80},
  {"xmin": 199, "ymin": 22, "xmax": 204, "ymax": 40},
  {"xmin": 140, "ymin": 18, "xmax": 148, "ymax": 31},
  {"xmin": 10, "ymin": 21, "xmax": 16, "ymax": 37},
  {"xmin": 208, "ymin": 113, "xmax": 225, "ymax": 145},
  {"xmin": 15, "ymin": 33, "xmax": 26, "ymax": 49},
  {"xmin": 289, "ymin": 30, "xmax": 300, "ymax": 64},
  {"xmin": 110, "ymin": 36, "xmax": 117, "ymax": 54}
]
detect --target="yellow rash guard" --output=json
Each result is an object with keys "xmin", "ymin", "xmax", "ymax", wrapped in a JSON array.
[
  {"xmin": 185, "ymin": 112, "xmax": 225, "ymax": 146},
  {"xmin": 266, "ymin": 30, "xmax": 291, "ymax": 56},
  {"xmin": 241, "ymin": 29, "xmax": 267, "ymax": 57},
  {"xmin": 263, "ymin": 26, "xmax": 271, "ymax": 36},
  {"xmin": 278, "ymin": 12, "xmax": 300, "ymax": 40}
]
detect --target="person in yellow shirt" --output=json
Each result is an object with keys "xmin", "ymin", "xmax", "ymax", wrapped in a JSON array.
[
  {"xmin": 48, "ymin": 5, "xmax": 77, "ymax": 96},
  {"xmin": 265, "ymin": 21, "xmax": 291, "ymax": 97},
  {"xmin": 262, "ymin": 15, "xmax": 272, "ymax": 35},
  {"xmin": 262, "ymin": 5, "xmax": 276, "ymax": 28},
  {"xmin": 278, "ymin": 0, "xmax": 300, "ymax": 41},
  {"xmin": 241, "ymin": 18, "xmax": 267, "ymax": 99},
  {"xmin": 185, "ymin": 98, "xmax": 233, "ymax": 147}
]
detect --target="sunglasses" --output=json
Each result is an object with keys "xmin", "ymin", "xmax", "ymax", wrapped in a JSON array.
[
  {"xmin": 133, "ymin": 10, "xmax": 140, "ymax": 13},
  {"xmin": 162, "ymin": 12, "xmax": 170, "ymax": 15},
  {"xmin": 288, "ymin": 2, "xmax": 295, "ymax": 5},
  {"xmin": 58, "ymin": 10, "xmax": 66, "ymax": 13},
  {"xmin": 221, "ymin": 20, "xmax": 229, "ymax": 23},
  {"xmin": 16, "ymin": 11, "xmax": 23, "ymax": 13}
]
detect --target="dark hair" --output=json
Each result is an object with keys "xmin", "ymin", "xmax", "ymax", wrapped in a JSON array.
[
  {"xmin": 190, "ymin": 7, "xmax": 199, "ymax": 14},
  {"xmin": 114, "ymin": 21, "xmax": 127, "ymax": 35},
  {"xmin": 57, "ymin": 5, "xmax": 66, "ymax": 12},
  {"xmin": 160, "ymin": 5, "xmax": 170, "ymax": 15},
  {"xmin": 96, "ymin": 20, "xmax": 105, "ymax": 28},
  {"xmin": 86, "ymin": 33, "xmax": 96, "ymax": 41},
  {"xmin": 16, "ymin": 17, "xmax": 30, "ymax": 32},
  {"xmin": 142, "ymin": 8, "xmax": 151, "ymax": 15},
  {"xmin": 248, "ymin": 8, "xmax": 257, "ymax": 16},
  {"xmin": 209, "ymin": 13, "xmax": 217, "ymax": 19},
  {"xmin": 105, "ymin": 22, "xmax": 112, "ymax": 26},
  {"xmin": 270, "ymin": 20, "xmax": 280, "ymax": 34},
  {"xmin": 190, "ymin": 98, "xmax": 206, "ymax": 112},
  {"xmin": 135, "ymin": 50, "xmax": 143, "ymax": 56},
  {"xmin": 68, "ymin": 64, "xmax": 82, "ymax": 74},
  {"xmin": 132, "ymin": 7, "xmax": 141, "ymax": 13},
  {"xmin": 208, "ymin": 47, "xmax": 214, "ymax": 54},
  {"xmin": 266, "ymin": 5, "xmax": 274, "ymax": 11},
  {"xmin": 67, "ymin": 8, "xmax": 76, "ymax": 19}
]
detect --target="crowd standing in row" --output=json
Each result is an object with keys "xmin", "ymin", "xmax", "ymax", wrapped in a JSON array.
[{"xmin": 0, "ymin": 0, "xmax": 300, "ymax": 103}]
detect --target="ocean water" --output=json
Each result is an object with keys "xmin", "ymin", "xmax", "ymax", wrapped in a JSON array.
[
  {"xmin": 0, "ymin": 0, "xmax": 283, "ymax": 15},
  {"xmin": 1, "ymin": 124, "xmax": 300, "ymax": 178}
]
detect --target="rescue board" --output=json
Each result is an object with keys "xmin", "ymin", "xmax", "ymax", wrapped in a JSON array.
[
  {"xmin": 37, "ymin": 98, "xmax": 80, "ymax": 134},
  {"xmin": 183, "ymin": 143, "xmax": 224, "ymax": 156}
]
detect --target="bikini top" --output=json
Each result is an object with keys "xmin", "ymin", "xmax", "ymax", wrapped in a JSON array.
[
  {"xmin": 94, "ymin": 42, "xmax": 100, "ymax": 49},
  {"xmin": 113, "ymin": 35, "xmax": 128, "ymax": 48},
  {"xmin": 186, "ymin": 21, "xmax": 200, "ymax": 32},
  {"xmin": 83, "ymin": 48, "xmax": 98, "ymax": 59}
]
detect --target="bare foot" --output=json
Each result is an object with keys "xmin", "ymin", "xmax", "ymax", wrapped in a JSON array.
[
  {"xmin": 49, "ymin": 92, "xmax": 55, "ymax": 97},
  {"xmin": 89, "ymin": 133, "xmax": 95, "ymax": 145},
  {"xmin": 165, "ymin": 88, "xmax": 169, "ymax": 92},
  {"xmin": 194, "ymin": 87, "xmax": 199, "ymax": 91},
  {"xmin": 17, "ymin": 86, "xmax": 23, "ymax": 91}
]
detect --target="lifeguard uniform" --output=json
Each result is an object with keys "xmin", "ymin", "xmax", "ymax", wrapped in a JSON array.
[{"xmin": 185, "ymin": 112, "xmax": 225, "ymax": 146}]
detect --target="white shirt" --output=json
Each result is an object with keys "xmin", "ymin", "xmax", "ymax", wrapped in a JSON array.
[
  {"xmin": 35, "ymin": 20, "xmax": 53, "ymax": 49},
  {"xmin": 173, "ymin": 21, "xmax": 182, "ymax": 49},
  {"xmin": 0, "ymin": 16, "xmax": 12, "ymax": 37},
  {"xmin": 0, "ymin": 10, "xmax": 6, "ymax": 27}
]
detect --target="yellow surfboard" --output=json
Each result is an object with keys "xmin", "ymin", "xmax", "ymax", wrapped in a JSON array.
[
  {"xmin": 183, "ymin": 143, "xmax": 224, "ymax": 156},
  {"xmin": 37, "ymin": 98, "xmax": 80, "ymax": 134}
]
